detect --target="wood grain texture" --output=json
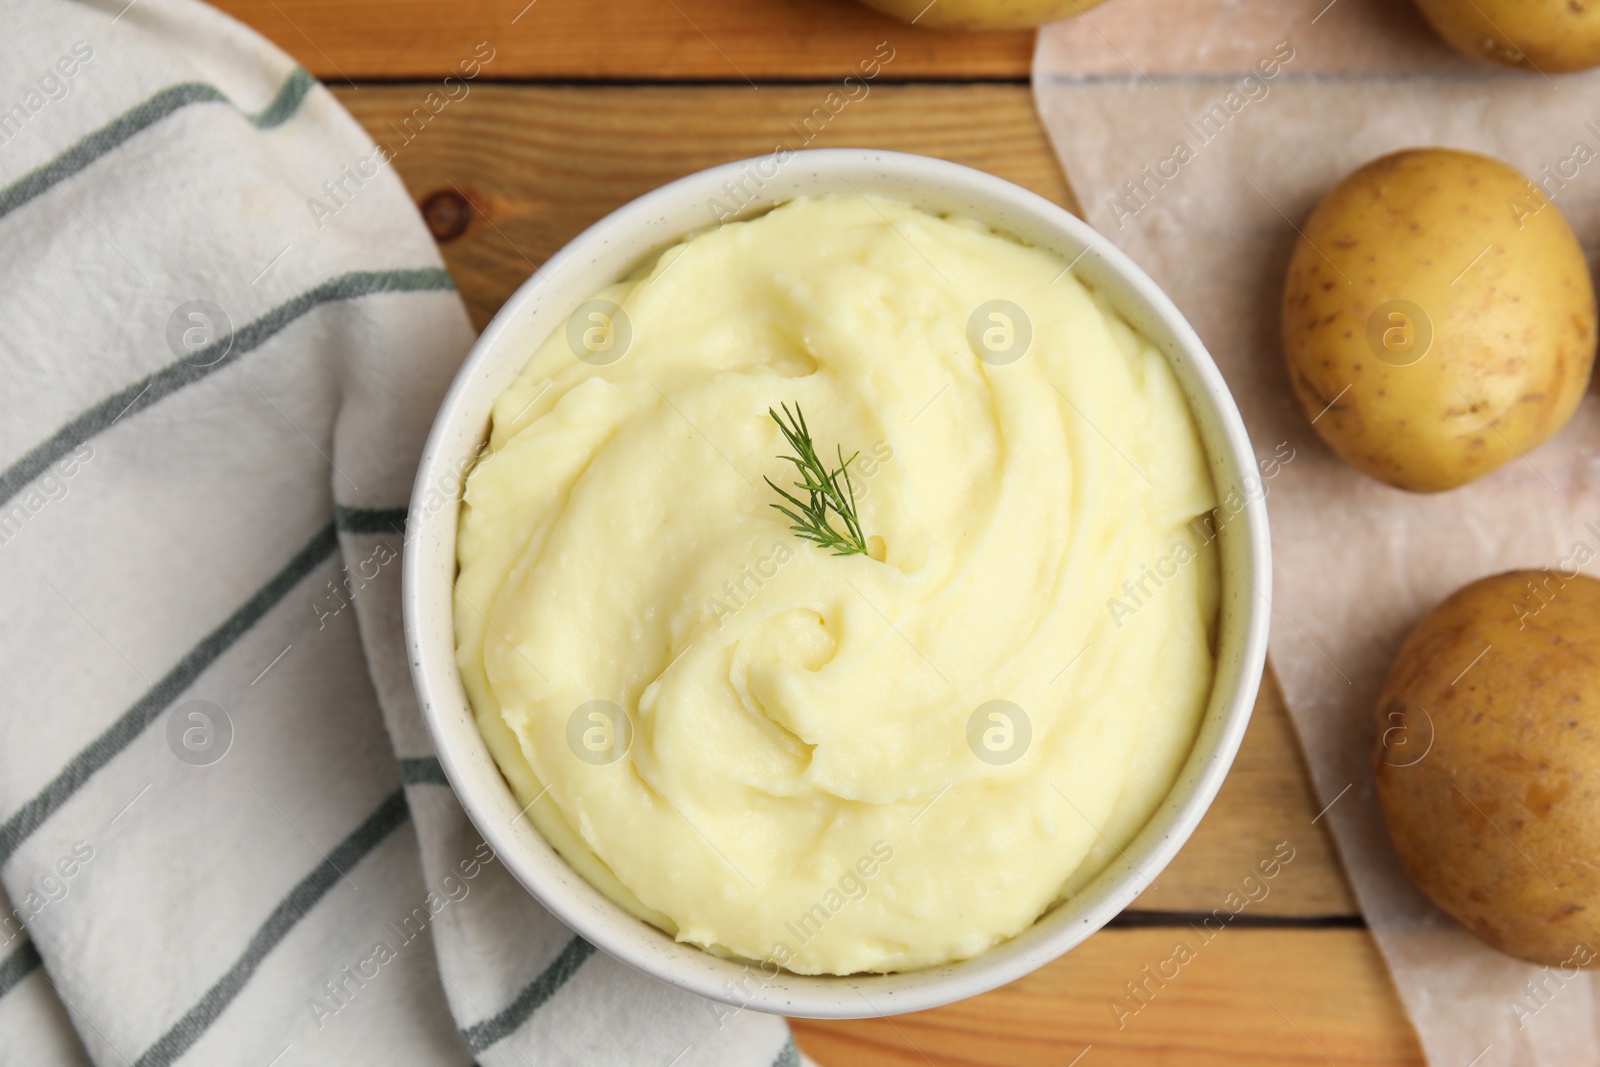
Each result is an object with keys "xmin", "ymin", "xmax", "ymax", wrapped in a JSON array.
[
  {"xmin": 215, "ymin": 0, "xmax": 1034, "ymax": 81},
  {"xmin": 792, "ymin": 929, "xmax": 1424, "ymax": 1065},
  {"xmin": 331, "ymin": 82, "xmax": 1361, "ymax": 917},
  {"xmin": 320, "ymin": 80, "xmax": 1418, "ymax": 1063},
  {"xmin": 333, "ymin": 83, "xmax": 1076, "ymax": 330},
  {"xmin": 1134, "ymin": 667, "xmax": 1358, "ymax": 918}
]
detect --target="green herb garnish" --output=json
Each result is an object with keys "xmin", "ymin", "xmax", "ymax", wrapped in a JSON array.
[{"xmin": 765, "ymin": 403, "xmax": 869, "ymax": 557}]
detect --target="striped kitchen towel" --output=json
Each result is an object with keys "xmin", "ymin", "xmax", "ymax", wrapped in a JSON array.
[{"xmin": 0, "ymin": 1, "xmax": 803, "ymax": 1065}]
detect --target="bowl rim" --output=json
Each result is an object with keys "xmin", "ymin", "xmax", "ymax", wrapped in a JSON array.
[{"xmin": 402, "ymin": 147, "xmax": 1272, "ymax": 1019}]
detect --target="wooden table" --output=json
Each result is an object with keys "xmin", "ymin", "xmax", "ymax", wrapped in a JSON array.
[{"xmin": 211, "ymin": 2, "xmax": 1427, "ymax": 1061}]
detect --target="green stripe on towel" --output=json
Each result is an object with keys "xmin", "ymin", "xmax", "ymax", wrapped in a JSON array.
[
  {"xmin": 459, "ymin": 936, "xmax": 597, "ymax": 1053},
  {"xmin": 398, "ymin": 757, "xmax": 449, "ymax": 787},
  {"xmin": 131, "ymin": 789, "xmax": 411, "ymax": 1067},
  {"xmin": 335, "ymin": 505, "xmax": 409, "ymax": 536},
  {"xmin": 0, "ymin": 268, "xmax": 455, "ymax": 510},
  {"xmin": 0, "ymin": 69, "xmax": 316, "ymax": 221},
  {"xmin": 0, "ymin": 523, "xmax": 340, "ymax": 865},
  {"xmin": 771, "ymin": 1036, "xmax": 801, "ymax": 1067},
  {"xmin": 0, "ymin": 939, "xmax": 42, "ymax": 1001}
]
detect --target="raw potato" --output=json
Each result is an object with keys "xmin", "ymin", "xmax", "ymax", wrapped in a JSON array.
[
  {"xmin": 1282, "ymin": 148, "xmax": 1596, "ymax": 492},
  {"xmin": 1375, "ymin": 570, "xmax": 1600, "ymax": 968},
  {"xmin": 855, "ymin": 0, "xmax": 1107, "ymax": 29},
  {"xmin": 1414, "ymin": 0, "xmax": 1600, "ymax": 73}
]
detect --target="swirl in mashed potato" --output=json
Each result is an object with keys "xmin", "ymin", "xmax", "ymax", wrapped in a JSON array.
[{"xmin": 455, "ymin": 195, "xmax": 1219, "ymax": 975}]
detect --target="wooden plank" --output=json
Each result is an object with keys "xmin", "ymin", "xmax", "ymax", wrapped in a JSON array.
[
  {"xmin": 327, "ymin": 79, "xmax": 1416, "ymax": 1064},
  {"xmin": 791, "ymin": 929, "xmax": 1424, "ymax": 1065},
  {"xmin": 332, "ymin": 81, "xmax": 1360, "ymax": 919},
  {"xmin": 1133, "ymin": 667, "xmax": 1357, "ymax": 917},
  {"xmin": 333, "ymin": 83, "xmax": 1072, "ymax": 331},
  {"xmin": 217, "ymin": 0, "xmax": 1034, "ymax": 82}
]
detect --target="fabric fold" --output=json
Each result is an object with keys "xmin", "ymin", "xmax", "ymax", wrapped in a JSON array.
[{"xmin": 0, "ymin": 1, "xmax": 799, "ymax": 1064}]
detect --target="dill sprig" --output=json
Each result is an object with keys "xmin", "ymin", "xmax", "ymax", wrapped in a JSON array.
[{"xmin": 764, "ymin": 403, "xmax": 869, "ymax": 556}]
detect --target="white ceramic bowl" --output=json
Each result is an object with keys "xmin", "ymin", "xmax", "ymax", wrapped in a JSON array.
[{"xmin": 402, "ymin": 149, "xmax": 1271, "ymax": 1020}]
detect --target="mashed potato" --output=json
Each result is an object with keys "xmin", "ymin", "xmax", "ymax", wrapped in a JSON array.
[{"xmin": 455, "ymin": 196, "xmax": 1219, "ymax": 975}]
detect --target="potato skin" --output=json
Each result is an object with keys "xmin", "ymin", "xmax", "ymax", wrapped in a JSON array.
[
  {"xmin": 1375, "ymin": 570, "xmax": 1600, "ymax": 967},
  {"xmin": 1414, "ymin": 0, "xmax": 1600, "ymax": 73},
  {"xmin": 855, "ymin": 0, "xmax": 1107, "ymax": 29},
  {"xmin": 1283, "ymin": 148, "xmax": 1595, "ymax": 493}
]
